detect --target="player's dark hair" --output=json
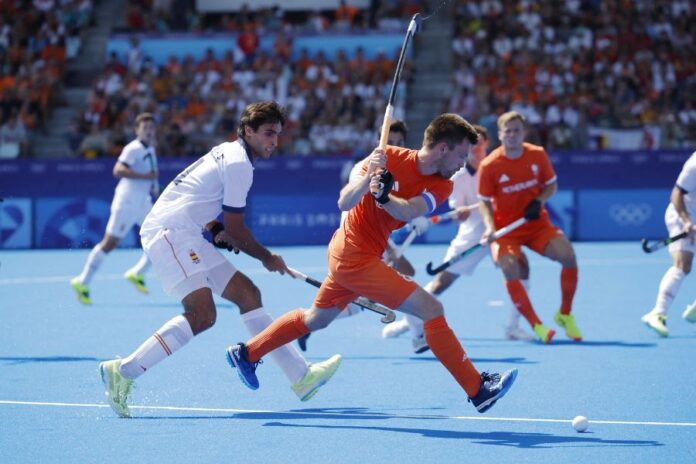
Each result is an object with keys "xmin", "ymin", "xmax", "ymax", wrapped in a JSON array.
[
  {"xmin": 473, "ymin": 124, "xmax": 488, "ymax": 140},
  {"xmin": 390, "ymin": 120, "xmax": 408, "ymax": 138},
  {"xmin": 423, "ymin": 113, "xmax": 478, "ymax": 149},
  {"xmin": 135, "ymin": 112, "xmax": 155, "ymax": 127},
  {"xmin": 237, "ymin": 101, "xmax": 286, "ymax": 138}
]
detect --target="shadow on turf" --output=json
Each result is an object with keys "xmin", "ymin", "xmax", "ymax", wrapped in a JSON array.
[
  {"xmin": 396, "ymin": 356, "xmax": 535, "ymax": 365},
  {"xmin": 0, "ymin": 356, "xmax": 104, "ymax": 364},
  {"xmin": 544, "ymin": 340, "xmax": 656, "ymax": 348},
  {"xmin": 132, "ymin": 407, "xmax": 658, "ymax": 449},
  {"xmin": 261, "ymin": 422, "xmax": 663, "ymax": 448}
]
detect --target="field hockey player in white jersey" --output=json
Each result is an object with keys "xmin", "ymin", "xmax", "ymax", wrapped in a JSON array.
[
  {"xmin": 97, "ymin": 101, "xmax": 341, "ymax": 417},
  {"xmin": 642, "ymin": 150, "xmax": 696, "ymax": 336},
  {"xmin": 382, "ymin": 125, "xmax": 534, "ymax": 352},
  {"xmin": 70, "ymin": 112, "xmax": 159, "ymax": 304}
]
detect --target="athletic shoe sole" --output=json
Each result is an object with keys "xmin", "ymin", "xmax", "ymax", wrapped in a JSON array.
[{"xmin": 476, "ymin": 368, "xmax": 518, "ymax": 413}]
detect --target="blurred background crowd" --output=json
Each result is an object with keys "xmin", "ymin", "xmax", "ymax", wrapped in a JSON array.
[{"xmin": 1, "ymin": 0, "xmax": 694, "ymax": 158}]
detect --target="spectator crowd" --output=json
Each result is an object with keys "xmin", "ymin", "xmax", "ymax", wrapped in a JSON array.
[
  {"xmin": 3, "ymin": 1, "xmax": 695, "ymax": 157},
  {"xmin": 72, "ymin": 1, "xmax": 417, "ymax": 158},
  {"xmin": 448, "ymin": 0, "xmax": 696, "ymax": 149},
  {"xmin": 0, "ymin": 0, "xmax": 93, "ymax": 158}
]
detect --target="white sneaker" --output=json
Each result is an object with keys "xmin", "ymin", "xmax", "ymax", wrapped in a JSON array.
[
  {"xmin": 291, "ymin": 354, "xmax": 342, "ymax": 401},
  {"xmin": 99, "ymin": 358, "xmax": 134, "ymax": 418},
  {"xmin": 683, "ymin": 304, "xmax": 696, "ymax": 323},
  {"xmin": 412, "ymin": 334, "xmax": 430, "ymax": 354},
  {"xmin": 381, "ymin": 318, "xmax": 409, "ymax": 338},
  {"xmin": 504, "ymin": 325, "xmax": 534, "ymax": 341},
  {"xmin": 641, "ymin": 311, "xmax": 668, "ymax": 337}
]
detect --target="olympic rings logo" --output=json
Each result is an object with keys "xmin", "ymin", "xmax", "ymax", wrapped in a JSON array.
[{"xmin": 608, "ymin": 203, "xmax": 652, "ymax": 226}]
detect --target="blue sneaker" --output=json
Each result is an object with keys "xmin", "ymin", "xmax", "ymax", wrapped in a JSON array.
[
  {"xmin": 226, "ymin": 343, "xmax": 261, "ymax": 390},
  {"xmin": 469, "ymin": 369, "xmax": 518, "ymax": 413}
]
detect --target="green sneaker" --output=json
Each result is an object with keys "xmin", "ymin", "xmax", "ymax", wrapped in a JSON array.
[
  {"xmin": 124, "ymin": 271, "xmax": 148, "ymax": 294},
  {"xmin": 291, "ymin": 354, "xmax": 342, "ymax": 401},
  {"xmin": 99, "ymin": 358, "xmax": 134, "ymax": 418},
  {"xmin": 533, "ymin": 323, "xmax": 555, "ymax": 344},
  {"xmin": 641, "ymin": 311, "xmax": 668, "ymax": 337},
  {"xmin": 682, "ymin": 303, "xmax": 696, "ymax": 323},
  {"xmin": 554, "ymin": 311, "xmax": 582, "ymax": 341},
  {"xmin": 70, "ymin": 277, "xmax": 91, "ymax": 305}
]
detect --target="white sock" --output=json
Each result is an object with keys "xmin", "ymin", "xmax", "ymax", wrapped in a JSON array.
[
  {"xmin": 653, "ymin": 267, "xmax": 686, "ymax": 315},
  {"xmin": 126, "ymin": 252, "xmax": 150, "ymax": 276},
  {"xmin": 241, "ymin": 307, "xmax": 307, "ymax": 384},
  {"xmin": 506, "ymin": 279, "xmax": 529, "ymax": 328},
  {"xmin": 119, "ymin": 315, "xmax": 194, "ymax": 379},
  {"xmin": 335, "ymin": 303, "xmax": 363, "ymax": 319},
  {"xmin": 408, "ymin": 281, "xmax": 437, "ymax": 338},
  {"xmin": 77, "ymin": 244, "xmax": 106, "ymax": 285}
]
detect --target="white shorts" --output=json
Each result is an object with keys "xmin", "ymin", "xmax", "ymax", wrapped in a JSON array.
[
  {"xmin": 666, "ymin": 208, "xmax": 696, "ymax": 254},
  {"xmin": 442, "ymin": 231, "xmax": 489, "ymax": 276},
  {"xmin": 142, "ymin": 228, "xmax": 237, "ymax": 300},
  {"xmin": 105, "ymin": 198, "xmax": 152, "ymax": 238}
]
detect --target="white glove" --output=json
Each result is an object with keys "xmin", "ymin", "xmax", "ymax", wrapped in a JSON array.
[{"xmin": 409, "ymin": 216, "xmax": 430, "ymax": 235}]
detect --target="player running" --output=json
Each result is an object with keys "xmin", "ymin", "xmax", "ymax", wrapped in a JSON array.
[
  {"xmin": 642, "ymin": 150, "xmax": 696, "ymax": 336},
  {"xmin": 70, "ymin": 113, "xmax": 159, "ymax": 304},
  {"xmin": 382, "ymin": 125, "xmax": 534, "ymax": 352},
  {"xmin": 98, "ymin": 102, "xmax": 341, "ymax": 417},
  {"xmin": 297, "ymin": 120, "xmax": 416, "ymax": 352},
  {"xmin": 478, "ymin": 111, "xmax": 581, "ymax": 344},
  {"xmin": 227, "ymin": 113, "xmax": 518, "ymax": 414}
]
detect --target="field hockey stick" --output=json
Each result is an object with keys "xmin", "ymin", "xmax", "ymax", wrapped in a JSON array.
[
  {"xmin": 378, "ymin": 13, "xmax": 422, "ymax": 151},
  {"xmin": 428, "ymin": 203, "xmax": 480, "ymax": 225},
  {"xmin": 287, "ymin": 267, "xmax": 397, "ymax": 324},
  {"xmin": 425, "ymin": 217, "xmax": 527, "ymax": 275},
  {"xmin": 641, "ymin": 231, "xmax": 690, "ymax": 253},
  {"xmin": 393, "ymin": 228, "xmax": 418, "ymax": 260}
]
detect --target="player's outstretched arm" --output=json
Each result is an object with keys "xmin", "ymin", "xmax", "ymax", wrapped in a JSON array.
[
  {"xmin": 223, "ymin": 212, "xmax": 288, "ymax": 273},
  {"xmin": 112, "ymin": 161, "xmax": 158, "ymax": 180},
  {"xmin": 338, "ymin": 173, "xmax": 370, "ymax": 211},
  {"xmin": 479, "ymin": 199, "xmax": 496, "ymax": 243},
  {"xmin": 377, "ymin": 192, "xmax": 429, "ymax": 222},
  {"xmin": 338, "ymin": 149, "xmax": 386, "ymax": 211}
]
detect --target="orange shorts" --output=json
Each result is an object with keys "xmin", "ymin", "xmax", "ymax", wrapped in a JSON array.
[
  {"xmin": 491, "ymin": 218, "xmax": 564, "ymax": 262},
  {"xmin": 313, "ymin": 251, "xmax": 418, "ymax": 310}
]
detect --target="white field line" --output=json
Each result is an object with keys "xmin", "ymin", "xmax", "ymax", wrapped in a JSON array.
[{"xmin": 1, "ymin": 400, "xmax": 695, "ymax": 428}]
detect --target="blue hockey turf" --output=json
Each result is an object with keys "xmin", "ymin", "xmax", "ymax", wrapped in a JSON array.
[{"xmin": 1, "ymin": 242, "xmax": 695, "ymax": 463}]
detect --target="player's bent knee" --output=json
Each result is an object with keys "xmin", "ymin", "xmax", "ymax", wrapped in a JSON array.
[
  {"xmin": 187, "ymin": 306, "xmax": 217, "ymax": 334},
  {"xmin": 303, "ymin": 307, "xmax": 336, "ymax": 331},
  {"xmin": 237, "ymin": 285, "xmax": 262, "ymax": 313},
  {"xmin": 419, "ymin": 298, "xmax": 443, "ymax": 321}
]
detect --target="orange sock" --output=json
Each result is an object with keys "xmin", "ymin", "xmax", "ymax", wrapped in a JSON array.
[
  {"xmin": 424, "ymin": 316, "xmax": 481, "ymax": 398},
  {"xmin": 506, "ymin": 279, "xmax": 542, "ymax": 327},
  {"xmin": 245, "ymin": 309, "xmax": 309, "ymax": 362},
  {"xmin": 560, "ymin": 267, "xmax": 578, "ymax": 315}
]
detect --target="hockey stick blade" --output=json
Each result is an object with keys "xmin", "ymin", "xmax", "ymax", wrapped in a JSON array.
[
  {"xmin": 641, "ymin": 231, "xmax": 689, "ymax": 254},
  {"xmin": 425, "ymin": 217, "xmax": 527, "ymax": 275},
  {"xmin": 640, "ymin": 238, "xmax": 653, "ymax": 253}
]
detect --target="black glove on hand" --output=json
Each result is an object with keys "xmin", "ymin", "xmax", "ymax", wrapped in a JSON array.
[
  {"xmin": 524, "ymin": 199, "xmax": 542, "ymax": 220},
  {"xmin": 210, "ymin": 222, "xmax": 236, "ymax": 252},
  {"xmin": 372, "ymin": 170, "xmax": 394, "ymax": 205}
]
